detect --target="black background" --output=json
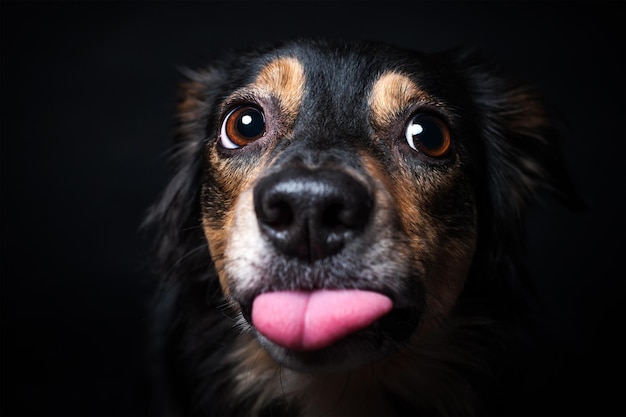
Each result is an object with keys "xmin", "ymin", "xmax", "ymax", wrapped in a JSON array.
[{"xmin": 1, "ymin": 1, "xmax": 624, "ymax": 416}]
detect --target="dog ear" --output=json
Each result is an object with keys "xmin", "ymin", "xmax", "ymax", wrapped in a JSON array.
[
  {"xmin": 143, "ymin": 66, "xmax": 228, "ymax": 283},
  {"xmin": 448, "ymin": 49, "xmax": 584, "ymax": 295},
  {"xmin": 452, "ymin": 50, "xmax": 583, "ymax": 220},
  {"xmin": 175, "ymin": 67, "xmax": 228, "ymax": 146}
]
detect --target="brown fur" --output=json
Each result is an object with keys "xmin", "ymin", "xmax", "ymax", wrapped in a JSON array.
[{"xmin": 369, "ymin": 71, "xmax": 434, "ymax": 130}]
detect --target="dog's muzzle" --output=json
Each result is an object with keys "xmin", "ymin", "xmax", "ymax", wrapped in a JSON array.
[{"xmin": 247, "ymin": 166, "xmax": 401, "ymax": 354}]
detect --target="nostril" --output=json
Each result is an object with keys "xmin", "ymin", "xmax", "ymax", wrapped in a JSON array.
[
  {"xmin": 321, "ymin": 203, "xmax": 344, "ymax": 230},
  {"xmin": 321, "ymin": 200, "xmax": 370, "ymax": 234},
  {"xmin": 258, "ymin": 199, "xmax": 293, "ymax": 231}
]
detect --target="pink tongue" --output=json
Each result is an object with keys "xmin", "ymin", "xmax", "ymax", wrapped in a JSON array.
[{"xmin": 251, "ymin": 290, "xmax": 393, "ymax": 351}]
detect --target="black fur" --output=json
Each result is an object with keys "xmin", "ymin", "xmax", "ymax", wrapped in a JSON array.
[{"xmin": 144, "ymin": 39, "xmax": 579, "ymax": 416}]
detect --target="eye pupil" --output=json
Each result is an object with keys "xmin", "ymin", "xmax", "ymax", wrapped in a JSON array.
[
  {"xmin": 415, "ymin": 119, "xmax": 443, "ymax": 150},
  {"xmin": 405, "ymin": 114, "xmax": 451, "ymax": 158},
  {"xmin": 220, "ymin": 106, "xmax": 266, "ymax": 149},
  {"xmin": 236, "ymin": 110, "xmax": 264, "ymax": 139}
]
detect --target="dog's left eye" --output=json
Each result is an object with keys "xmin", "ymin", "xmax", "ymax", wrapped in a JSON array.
[
  {"xmin": 404, "ymin": 114, "xmax": 451, "ymax": 158},
  {"xmin": 220, "ymin": 106, "xmax": 266, "ymax": 149}
]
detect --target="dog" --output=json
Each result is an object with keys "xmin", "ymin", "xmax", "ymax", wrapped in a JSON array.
[{"xmin": 144, "ymin": 39, "xmax": 580, "ymax": 416}]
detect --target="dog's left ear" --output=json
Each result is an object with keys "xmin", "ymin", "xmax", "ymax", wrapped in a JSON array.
[{"xmin": 451, "ymin": 50, "xmax": 584, "ymax": 220}]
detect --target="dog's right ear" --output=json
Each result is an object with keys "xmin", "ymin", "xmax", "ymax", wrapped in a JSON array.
[
  {"xmin": 175, "ymin": 67, "xmax": 228, "ymax": 146},
  {"xmin": 143, "ymin": 66, "xmax": 227, "ymax": 283}
]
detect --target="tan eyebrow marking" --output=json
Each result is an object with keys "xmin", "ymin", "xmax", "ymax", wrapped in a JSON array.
[
  {"xmin": 251, "ymin": 57, "xmax": 305, "ymax": 118},
  {"xmin": 368, "ymin": 71, "xmax": 430, "ymax": 130}
]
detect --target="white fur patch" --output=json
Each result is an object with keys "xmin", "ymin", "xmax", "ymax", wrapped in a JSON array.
[{"xmin": 224, "ymin": 188, "xmax": 273, "ymax": 293}]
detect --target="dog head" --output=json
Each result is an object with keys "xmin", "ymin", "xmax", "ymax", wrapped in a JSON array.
[{"xmin": 150, "ymin": 39, "xmax": 579, "ymax": 374}]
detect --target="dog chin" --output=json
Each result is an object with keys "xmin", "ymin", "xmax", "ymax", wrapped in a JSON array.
[{"xmin": 254, "ymin": 329, "xmax": 394, "ymax": 373}]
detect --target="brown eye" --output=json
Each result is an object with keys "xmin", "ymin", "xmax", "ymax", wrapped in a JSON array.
[
  {"xmin": 220, "ymin": 106, "xmax": 266, "ymax": 149},
  {"xmin": 405, "ymin": 114, "xmax": 451, "ymax": 158}
]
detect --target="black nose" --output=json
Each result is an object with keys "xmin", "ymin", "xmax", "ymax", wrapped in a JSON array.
[{"xmin": 253, "ymin": 167, "xmax": 373, "ymax": 262}]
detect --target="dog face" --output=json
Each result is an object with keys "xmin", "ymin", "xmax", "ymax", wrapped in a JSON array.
[
  {"xmin": 169, "ymin": 40, "xmax": 574, "ymax": 375},
  {"xmin": 190, "ymin": 42, "xmax": 480, "ymax": 372}
]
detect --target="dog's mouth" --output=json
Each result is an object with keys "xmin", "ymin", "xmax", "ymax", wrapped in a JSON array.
[{"xmin": 236, "ymin": 287, "xmax": 420, "ymax": 372}]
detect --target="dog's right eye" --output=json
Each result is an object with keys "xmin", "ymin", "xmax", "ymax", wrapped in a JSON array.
[{"xmin": 219, "ymin": 106, "xmax": 266, "ymax": 149}]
